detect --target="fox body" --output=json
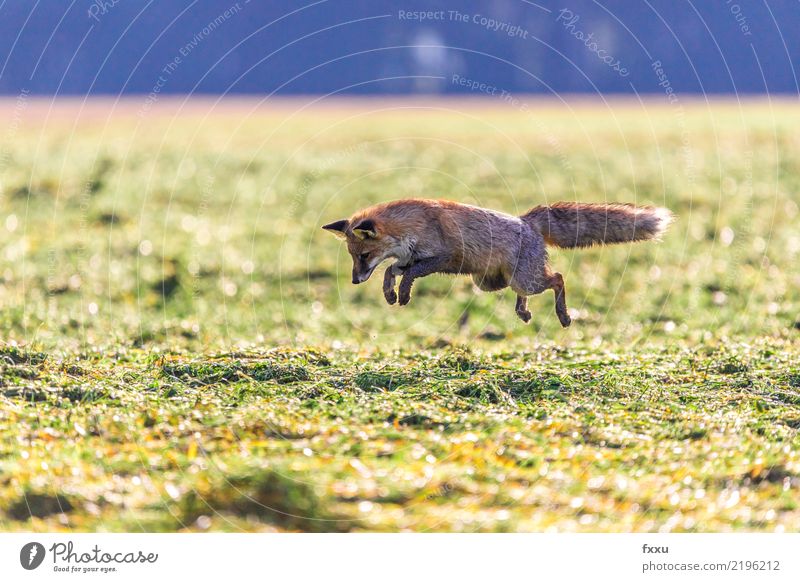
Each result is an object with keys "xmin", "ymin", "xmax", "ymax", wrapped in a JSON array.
[{"xmin": 322, "ymin": 199, "xmax": 673, "ymax": 327}]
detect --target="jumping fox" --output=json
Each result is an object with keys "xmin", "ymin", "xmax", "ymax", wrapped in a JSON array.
[{"xmin": 322, "ymin": 199, "xmax": 673, "ymax": 327}]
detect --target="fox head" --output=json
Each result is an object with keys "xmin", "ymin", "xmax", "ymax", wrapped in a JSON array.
[{"xmin": 322, "ymin": 216, "xmax": 397, "ymax": 284}]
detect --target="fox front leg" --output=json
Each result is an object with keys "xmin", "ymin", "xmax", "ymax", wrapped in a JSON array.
[
  {"xmin": 383, "ymin": 266, "xmax": 397, "ymax": 305},
  {"xmin": 397, "ymin": 256, "xmax": 447, "ymax": 306},
  {"xmin": 383, "ymin": 263, "xmax": 409, "ymax": 305}
]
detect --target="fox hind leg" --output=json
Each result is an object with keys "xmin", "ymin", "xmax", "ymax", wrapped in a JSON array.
[
  {"xmin": 508, "ymin": 227, "xmax": 570, "ymax": 327},
  {"xmin": 515, "ymin": 295, "xmax": 532, "ymax": 323},
  {"xmin": 548, "ymin": 272, "xmax": 571, "ymax": 328},
  {"xmin": 510, "ymin": 270, "xmax": 570, "ymax": 327}
]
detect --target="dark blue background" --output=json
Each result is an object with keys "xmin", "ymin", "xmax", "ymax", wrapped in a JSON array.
[{"xmin": 0, "ymin": 0, "xmax": 797, "ymax": 96}]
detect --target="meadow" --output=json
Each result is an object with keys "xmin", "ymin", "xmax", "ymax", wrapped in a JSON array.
[{"xmin": 0, "ymin": 98, "xmax": 799, "ymax": 531}]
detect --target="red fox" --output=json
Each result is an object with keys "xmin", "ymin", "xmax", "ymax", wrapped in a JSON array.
[{"xmin": 322, "ymin": 199, "xmax": 673, "ymax": 327}]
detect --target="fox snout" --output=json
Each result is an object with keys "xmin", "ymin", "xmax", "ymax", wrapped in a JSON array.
[{"xmin": 352, "ymin": 263, "xmax": 376, "ymax": 284}]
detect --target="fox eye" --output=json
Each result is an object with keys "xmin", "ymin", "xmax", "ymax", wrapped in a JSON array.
[{"xmin": 359, "ymin": 253, "xmax": 369, "ymax": 262}]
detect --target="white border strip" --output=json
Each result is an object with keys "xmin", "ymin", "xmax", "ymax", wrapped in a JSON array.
[{"xmin": 1, "ymin": 533, "xmax": 798, "ymax": 581}]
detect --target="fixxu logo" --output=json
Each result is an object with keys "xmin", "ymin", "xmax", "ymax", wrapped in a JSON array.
[{"xmin": 20, "ymin": 542, "xmax": 46, "ymax": 570}]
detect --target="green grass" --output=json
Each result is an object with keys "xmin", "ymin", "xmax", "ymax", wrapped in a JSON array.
[{"xmin": 0, "ymin": 100, "xmax": 799, "ymax": 531}]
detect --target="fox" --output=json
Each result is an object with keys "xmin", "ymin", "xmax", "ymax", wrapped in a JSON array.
[{"xmin": 322, "ymin": 199, "xmax": 673, "ymax": 327}]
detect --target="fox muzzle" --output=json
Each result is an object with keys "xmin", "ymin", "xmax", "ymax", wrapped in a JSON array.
[{"xmin": 352, "ymin": 265, "xmax": 377, "ymax": 284}]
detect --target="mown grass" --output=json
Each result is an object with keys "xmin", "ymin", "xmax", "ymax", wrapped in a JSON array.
[
  {"xmin": 1, "ymin": 342, "xmax": 799, "ymax": 532},
  {"xmin": 0, "ymin": 99, "xmax": 799, "ymax": 531}
]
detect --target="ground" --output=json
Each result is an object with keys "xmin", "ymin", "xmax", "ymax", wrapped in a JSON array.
[{"xmin": 0, "ymin": 98, "xmax": 798, "ymax": 531}]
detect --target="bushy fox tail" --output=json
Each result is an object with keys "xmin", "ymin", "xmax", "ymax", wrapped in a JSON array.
[{"xmin": 522, "ymin": 202, "xmax": 674, "ymax": 249}]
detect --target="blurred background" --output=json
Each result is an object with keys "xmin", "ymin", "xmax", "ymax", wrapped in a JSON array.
[
  {"xmin": 0, "ymin": 0, "xmax": 798, "ymax": 96},
  {"xmin": 0, "ymin": 1, "xmax": 798, "ymax": 350}
]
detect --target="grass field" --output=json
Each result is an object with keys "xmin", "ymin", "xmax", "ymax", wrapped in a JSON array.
[{"xmin": 1, "ymin": 98, "xmax": 799, "ymax": 532}]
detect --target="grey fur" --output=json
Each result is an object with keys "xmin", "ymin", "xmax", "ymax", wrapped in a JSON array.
[{"xmin": 524, "ymin": 202, "xmax": 673, "ymax": 248}]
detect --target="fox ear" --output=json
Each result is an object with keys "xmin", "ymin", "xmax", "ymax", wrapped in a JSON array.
[
  {"xmin": 322, "ymin": 219, "xmax": 349, "ymax": 239},
  {"xmin": 352, "ymin": 218, "xmax": 378, "ymax": 240}
]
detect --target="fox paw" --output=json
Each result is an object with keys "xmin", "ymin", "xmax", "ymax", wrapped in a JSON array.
[
  {"xmin": 558, "ymin": 313, "xmax": 572, "ymax": 328},
  {"xmin": 516, "ymin": 310, "xmax": 532, "ymax": 324},
  {"xmin": 384, "ymin": 290, "xmax": 397, "ymax": 305},
  {"xmin": 398, "ymin": 291, "xmax": 411, "ymax": 306}
]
